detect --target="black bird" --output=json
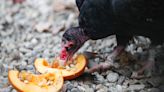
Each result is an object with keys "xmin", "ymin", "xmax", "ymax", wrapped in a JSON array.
[{"xmin": 60, "ymin": 0, "xmax": 164, "ymax": 76}]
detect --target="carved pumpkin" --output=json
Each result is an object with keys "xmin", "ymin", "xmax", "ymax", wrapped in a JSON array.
[
  {"xmin": 34, "ymin": 54, "xmax": 87, "ymax": 80},
  {"xmin": 8, "ymin": 70, "xmax": 63, "ymax": 92}
]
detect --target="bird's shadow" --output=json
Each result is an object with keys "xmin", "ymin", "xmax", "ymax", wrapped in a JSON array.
[{"xmin": 75, "ymin": 72, "xmax": 95, "ymax": 82}]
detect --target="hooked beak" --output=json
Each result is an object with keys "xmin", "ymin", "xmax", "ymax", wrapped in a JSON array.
[{"xmin": 60, "ymin": 44, "xmax": 76, "ymax": 63}]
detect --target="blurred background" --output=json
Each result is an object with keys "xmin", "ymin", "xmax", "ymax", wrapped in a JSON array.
[{"xmin": 0, "ymin": 0, "xmax": 164, "ymax": 92}]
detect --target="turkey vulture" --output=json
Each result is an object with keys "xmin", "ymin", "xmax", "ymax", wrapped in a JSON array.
[{"xmin": 60, "ymin": 0, "xmax": 164, "ymax": 76}]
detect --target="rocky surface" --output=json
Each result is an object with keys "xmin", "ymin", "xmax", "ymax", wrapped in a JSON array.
[{"xmin": 0, "ymin": 0, "xmax": 164, "ymax": 92}]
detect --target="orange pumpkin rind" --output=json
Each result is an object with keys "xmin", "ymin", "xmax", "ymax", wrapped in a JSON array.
[
  {"xmin": 34, "ymin": 54, "xmax": 87, "ymax": 80},
  {"xmin": 8, "ymin": 70, "xmax": 63, "ymax": 92}
]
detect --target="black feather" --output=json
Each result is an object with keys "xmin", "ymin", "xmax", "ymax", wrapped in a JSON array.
[{"xmin": 78, "ymin": 0, "xmax": 164, "ymax": 45}]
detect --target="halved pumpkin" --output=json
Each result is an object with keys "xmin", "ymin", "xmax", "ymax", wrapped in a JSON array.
[
  {"xmin": 8, "ymin": 70, "xmax": 63, "ymax": 92},
  {"xmin": 34, "ymin": 54, "xmax": 87, "ymax": 80}
]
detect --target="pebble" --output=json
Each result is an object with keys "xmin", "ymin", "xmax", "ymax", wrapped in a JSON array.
[
  {"xmin": 19, "ymin": 47, "xmax": 31, "ymax": 54},
  {"xmin": 77, "ymin": 86, "xmax": 85, "ymax": 91},
  {"xmin": 26, "ymin": 65, "xmax": 34, "ymax": 70},
  {"xmin": 116, "ymin": 85, "xmax": 123, "ymax": 92},
  {"xmin": 85, "ymin": 88, "xmax": 94, "ymax": 92},
  {"xmin": 71, "ymin": 88, "xmax": 80, "ymax": 92},
  {"xmin": 147, "ymin": 88, "xmax": 160, "ymax": 92},
  {"xmin": 35, "ymin": 22, "xmax": 51, "ymax": 32},
  {"xmin": 159, "ymin": 85, "xmax": 164, "ymax": 92},
  {"xmin": 96, "ymin": 84, "xmax": 105, "ymax": 90},
  {"xmin": 117, "ymin": 76, "xmax": 125, "ymax": 85},
  {"xmin": 31, "ymin": 38, "xmax": 38, "ymax": 45},
  {"xmin": 11, "ymin": 89, "xmax": 17, "ymax": 92},
  {"xmin": 65, "ymin": 82, "xmax": 74, "ymax": 90},
  {"xmin": 96, "ymin": 74, "xmax": 105, "ymax": 83},
  {"xmin": 107, "ymin": 72, "xmax": 119, "ymax": 83},
  {"xmin": 127, "ymin": 84, "xmax": 145, "ymax": 91}
]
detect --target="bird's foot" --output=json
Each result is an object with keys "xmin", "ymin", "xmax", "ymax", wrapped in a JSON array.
[
  {"xmin": 85, "ymin": 62, "xmax": 113, "ymax": 73},
  {"xmin": 131, "ymin": 60, "xmax": 155, "ymax": 79},
  {"xmin": 83, "ymin": 51, "xmax": 109, "ymax": 73},
  {"xmin": 84, "ymin": 46, "xmax": 124, "ymax": 73},
  {"xmin": 131, "ymin": 49, "xmax": 156, "ymax": 79}
]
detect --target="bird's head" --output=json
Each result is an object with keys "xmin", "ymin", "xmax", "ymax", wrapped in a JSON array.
[{"xmin": 60, "ymin": 27, "xmax": 89, "ymax": 62}]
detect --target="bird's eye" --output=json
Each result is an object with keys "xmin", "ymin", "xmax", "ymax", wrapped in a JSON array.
[
  {"xmin": 65, "ymin": 43, "xmax": 74, "ymax": 51},
  {"xmin": 65, "ymin": 46, "xmax": 72, "ymax": 51},
  {"xmin": 69, "ymin": 44, "xmax": 74, "ymax": 47}
]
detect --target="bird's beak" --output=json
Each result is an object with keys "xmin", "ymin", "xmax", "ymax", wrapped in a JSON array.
[{"xmin": 60, "ymin": 46, "xmax": 73, "ymax": 64}]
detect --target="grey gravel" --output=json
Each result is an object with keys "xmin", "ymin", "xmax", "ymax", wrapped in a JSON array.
[{"xmin": 0, "ymin": 0, "xmax": 164, "ymax": 92}]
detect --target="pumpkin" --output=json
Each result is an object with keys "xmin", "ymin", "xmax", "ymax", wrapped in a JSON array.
[
  {"xmin": 34, "ymin": 54, "xmax": 87, "ymax": 80},
  {"xmin": 8, "ymin": 70, "xmax": 63, "ymax": 92}
]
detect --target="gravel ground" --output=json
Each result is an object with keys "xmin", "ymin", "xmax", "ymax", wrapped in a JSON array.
[{"xmin": 0, "ymin": 0, "xmax": 164, "ymax": 92}]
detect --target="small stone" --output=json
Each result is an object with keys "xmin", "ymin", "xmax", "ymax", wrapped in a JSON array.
[
  {"xmin": 127, "ymin": 84, "xmax": 145, "ymax": 91},
  {"xmin": 159, "ymin": 85, "xmax": 164, "ymax": 92},
  {"xmin": 5, "ymin": 15, "xmax": 13, "ymax": 23},
  {"xmin": 0, "ymin": 25, "xmax": 3, "ymax": 30},
  {"xmin": 95, "ymin": 58, "xmax": 100, "ymax": 63},
  {"xmin": 97, "ymin": 86, "xmax": 108, "ymax": 92},
  {"xmin": 65, "ymin": 82, "xmax": 74, "ymax": 90},
  {"xmin": 35, "ymin": 22, "xmax": 51, "ymax": 32},
  {"xmin": 26, "ymin": 34, "xmax": 33, "ymax": 41},
  {"xmin": 104, "ymin": 83, "xmax": 115, "ymax": 87},
  {"xmin": 137, "ymin": 47, "xmax": 143, "ymax": 53},
  {"xmin": 19, "ymin": 48, "xmax": 31, "ymax": 54},
  {"xmin": 73, "ymin": 81, "xmax": 78, "ymax": 87},
  {"xmin": 117, "ymin": 76, "xmax": 125, "ymax": 85},
  {"xmin": 77, "ymin": 86, "xmax": 85, "ymax": 91},
  {"xmin": 43, "ymin": 49, "xmax": 50, "ymax": 56},
  {"xmin": 108, "ymin": 87, "xmax": 118, "ymax": 92},
  {"xmin": 22, "ymin": 61, "xmax": 27, "ymax": 66},
  {"xmin": 1, "ymin": 64, "xmax": 10, "ymax": 77},
  {"xmin": 11, "ymin": 89, "xmax": 17, "ymax": 92},
  {"xmin": 85, "ymin": 88, "xmax": 94, "ymax": 92},
  {"xmin": 11, "ymin": 50, "xmax": 20, "ymax": 60},
  {"xmin": 140, "ymin": 90, "xmax": 147, "ymax": 92},
  {"xmin": 107, "ymin": 72, "xmax": 119, "ymax": 82},
  {"xmin": 148, "ymin": 88, "xmax": 160, "ymax": 92},
  {"xmin": 96, "ymin": 84, "xmax": 104, "ymax": 90},
  {"xmin": 18, "ymin": 65, "xmax": 26, "ymax": 70},
  {"xmin": 96, "ymin": 74, "xmax": 105, "ymax": 83},
  {"xmin": 71, "ymin": 88, "xmax": 80, "ymax": 92},
  {"xmin": 18, "ymin": 61, "xmax": 27, "ymax": 70},
  {"xmin": 31, "ymin": 38, "xmax": 38, "ymax": 45},
  {"xmin": 116, "ymin": 85, "xmax": 123, "ymax": 92},
  {"xmin": 25, "ymin": 52, "xmax": 33, "ymax": 57},
  {"xmin": 26, "ymin": 65, "xmax": 34, "ymax": 70}
]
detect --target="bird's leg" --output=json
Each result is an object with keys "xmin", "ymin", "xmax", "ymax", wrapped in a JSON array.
[
  {"xmin": 76, "ymin": 0, "xmax": 85, "ymax": 10},
  {"xmin": 107, "ymin": 46, "xmax": 125, "ymax": 61},
  {"xmin": 131, "ymin": 49, "xmax": 156, "ymax": 79},
  {"xmin": 85, "ymin": 46, "xmax": 125, "ymax": 73},
  {"xmin": 13, "ymin": 0, "xmax": 25, "ymax": 4}
]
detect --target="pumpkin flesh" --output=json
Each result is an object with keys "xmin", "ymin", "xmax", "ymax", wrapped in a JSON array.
[
  {"xmin": 34, "ymin": 54, "xmax": 87, "ymax": 80},
  {"xmin": 8, "ymin": 70, "xmax": 63, "ymax": 92}
]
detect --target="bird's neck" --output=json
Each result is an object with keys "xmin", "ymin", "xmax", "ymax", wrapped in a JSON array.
[{"xmin": 78, "ymin": 27, "xmax": 89, "ymax": 44}]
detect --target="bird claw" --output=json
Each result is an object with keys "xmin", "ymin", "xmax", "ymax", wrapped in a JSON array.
[
  {"xmin": 85, "ymin": 62, "xmax": 113, "ymax": 73},
  {"xmin": 131, "ymin": 60, "xmax": 155, "ymax": 79}
]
